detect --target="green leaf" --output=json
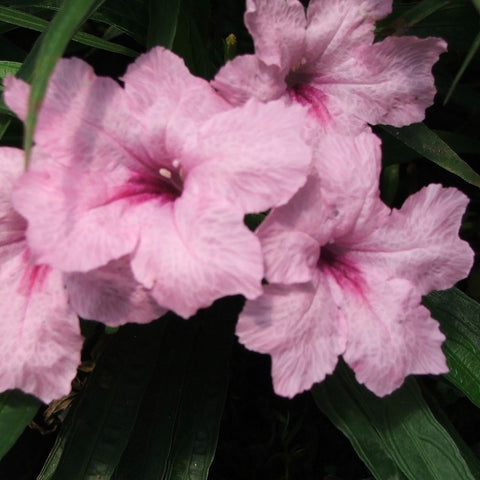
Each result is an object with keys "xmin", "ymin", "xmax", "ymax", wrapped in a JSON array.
[
  {"xmin": 423, "ymin": 288, "xmax": 480, "ymax": 409},
  {"xmin": 313, "ymin": 364, "xmax": 477, "ymax": 480},
  {"xmin": 171, "ymin": 0, "xmax": 212, "ymax": 78},
  {"xmin": 397, "ymin": 0, "xmax": 452, "ymax": 28},
  {"xmin": 0, "ymin": 390, "xmax": 41, "ymax": 460},
  {"xmin": 0, "ymin": 6, "xmax": 137, "ymax": 57},
  {"xmin": 113, "ymin": 298, "xmax": 236, "ymax": 480},
  {"xmin": 444, "ymin": 30, "xmax": 480, "ymax": 105},
  {"xmin": 21, "ymin": 0, "xmax": 105, "ymax": 163},
  {"xmin": 0, "ymin": 60, "xmax": 21, "ymax": 81},
  {"xmin": 38, "ymin": 320, "xmax": 167, "ymax": 480},
  {"xmin": 381, "ymin": 123, "xmax": 480, "ymax": 188},
  {"xmin": 472, "ymin": 0, "xmax": 480, "ymax": 14},
  {"xmin": 147, "ymin": 0, "xmax": 182, "ymax": 49}
]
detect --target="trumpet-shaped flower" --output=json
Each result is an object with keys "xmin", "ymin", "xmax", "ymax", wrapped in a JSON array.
[
  {"xmin": 0, "ymin": 148, "xmax": 83, "ymax": 403},
  {"xmin": 6, "ymin": 47, "xmax": 312, "ymax": 319},
  {"xmin": 237, "ymin": 132, "xmax": 473, "ymax": 397},
  {"xmin": 212, "ymin": 0, "xmax": 446, "ymax": 131}
]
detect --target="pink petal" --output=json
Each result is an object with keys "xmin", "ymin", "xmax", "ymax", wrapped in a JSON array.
[
  {"xmin": 256, "ymin": 174, "xmax": 325, "ymax": 284},
  {"xmin": 312, "ymin": 131, "xmax": 385, "ymax": 239},
  {"xmin": 211, "ymin": 55, "xmax": 285, "ymax": 106},
  {"xmin": 12, "ymin": 150, "xmax": 142, "ymax": 271},
  {"xmin": 342, "ymin": 271, "xmax": 447, "ymax": 396},
  {"xmin": 245, "ymin": 0, "xmax": 306, "ymax": 70},
  {"xmin": 315, "ymin": 36, "xmax": 447, "ymax": 130},
  {"xmin": 0, "ymin": 148, "xmax": 82, "ymax": 403},
  {"xmin": 0, "ymin": 254, "xmax": 82, "ymax": 403},
  {"xmin": 352, "ymin": 184, "xmax": 474, "ymax": 294},
  {"xmin": 3, "ymin": 76, "xmax": 29, "ymax": 121},
  {"xmin": 237, "ymin": 282, "xmax": 347, "ymax": 398},
  {"xmin": 306, "ymin": 0, "xmax": 392, "ymax": 68},
  {"xmin": 131, "ymin": 192, "xmax": 263, "ymax": 319},
  {"xmin": 65, "ymin": 256, "xmax": 166, "ymax": 326},
  {"xmin": 184, "ymin": 98, "xmax": 311, "ymax": 213},
  {"xmin": 0, "ymin": 148, "xmax": 27, "ymax": 248},
  {"xmin": 5, "ymin": 58, "xmax": 161, "ymax": 177},
  {"xmin": 122, "ymin": 47, "xmax": 229, "ymax": 161}
]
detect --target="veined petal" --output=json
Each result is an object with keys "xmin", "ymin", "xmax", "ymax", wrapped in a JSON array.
[
  {"xmin": 237, "ymin": 282, "xmax": 347, "ymax": 398},
  {"xmin": 306, "ymin": 0, "xmax": 392, "ymax": 68},
  {"xmin": 184, "ymin": 98, "xmax": 311, "ymax": 213},
  {"xmin": 12, "ymin": 150, "xmax": 143, "ymax": 272},
  {"xmin": 342, "ymin": 271, "xmax": 447, "ymax": 396},
  {"xmin": 211, "ymin": 55, "xmax": 285, "ymax": 106},
  {"xmin": 315, "ymin": 36, "xmax": 447, "ymax": 130},
  {"xmin": 0, "ymin": 148, "xmax": 27, "ymax": 249},
  {"xmin": 351, "ymin": 184, "xmax": 474, "ymax": 294},
  {"xmin": 65, "ymin": 256, "xmax": 166, "ymax": 326},
  {"xmin": 123, "ymin": 47, "xmax": 229, "ymax": 161},
  {"xmin": 3, "ymin": 76, "xmax": 29, "ymax": 121},
  {"xmin": 4, "ymin": 58, "xmax": 150, "ymax": 173},
  {"xmin": 245, "ymin": 0, "xmax": 306, "ymax": 70},
  {"xmin": 0, "ymin": 255, "xmax": 82, "ymax": 403},
  {"xmin": 131, "ymin": 191, "xmax": 263, "ymax": 319}
]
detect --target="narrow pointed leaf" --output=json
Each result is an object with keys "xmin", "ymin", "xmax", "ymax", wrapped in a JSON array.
[
  {"xmin": 113, "ymin": 298, "xmax": 237, "ymax": 480},
  {"xmin": 22, "ymin": 0, "xmax": 105, "ymax": 163},
  {"xmin": 0, "ymin": 7, "xmax": 137, "ymax": 57},
  {"xmin": 423, "ymin": 288, "xmax": 480, "ymax": 409},
  {"xmin": 381, "ymin": 123, "xmax": 480, "ymax": 188},
  {"xmin": 444, "ymin": 31, "xmax": 480, "ymax": 104},
  {"xmin": 313, "ymin": 364, "xmax": 476, "ymax": 480},
  {"xmin": 0, "ymin": 390, "xmax": 40, "ymax": 460},
  {"xmin": 397, "ymin": 0, "xmax": 452, "ymax": 27},
  {"xmin": 37, "ymin": 320, "xmax": 167, "ymax": 480}
]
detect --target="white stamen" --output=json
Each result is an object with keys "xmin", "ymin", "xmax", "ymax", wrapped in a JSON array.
[
  {"xmin": 159, "ymin": 168, "xmax": 172, "ymax": 179},
  {"xmin": 172, "ymin": 159, "xmax": 180, "ymax": 169}
]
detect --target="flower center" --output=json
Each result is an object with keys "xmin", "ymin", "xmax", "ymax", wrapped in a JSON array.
[
  {"xmin": 158, "ymin": 159, "xmax": 184, "ymax": 197},
  {"xmin": 288, "ymin": 84, "xmax": 331, "ymax": 125},
  {"xmin": 318, "ymin": 244, "xmax": 365, "ymax": 295}
]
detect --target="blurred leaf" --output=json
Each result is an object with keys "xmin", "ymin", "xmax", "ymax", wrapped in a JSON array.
[
  {"xmin": 444, "ymin": 30, "xmax": 480, "ymax": 104},
  {"xmin": 172, "ymin": 0, "xmax": 213, "ymax": 78},
  {"xmin": 423, "ymin": 288, "xmax": 480, "ymax": 409},
  {"xmin": 380, "ymin": 163, "xmax": 400, "ymax": 206},
  {"xmin": 0, "ymin": 61, "xmax": 21, "ymax": 81},
  {"xmin": 37, "ymin": 320, "xmax": 166, "ymax": 480},
  {"xmin": 381, "ymin": 123, "xmax": 480, "ymax": 188},
  {"xmin": 0, "ymin": 390, "xmax": 40, "ymax": 460},
  {"xmin": 0, "ymin": 6, "xmax": 137, "ymax": 57},
  {"xmin": 396, "ymin": 0, "xmax": 452, "ymax": 28},
  {"xmin": 472, "ymin": 0, "xmax": 480, "ymax": 14},
  {"xmin": 112, "ymin": 298, "xmax": 236, "ymax": 480},
  {"xmin": 3, "ymin": 0, "xmax": 147, "ymax": 44},
  {"xmin": 22, "ymin": 0, "xmax": 105, "ymax": 163},
  {"xmin": 146, "ymin": 0, "xmax": 182, "ymax": 49},
  {"xmin": 313, "ymin": 365, "xmax": 477, "ymax": 480}
]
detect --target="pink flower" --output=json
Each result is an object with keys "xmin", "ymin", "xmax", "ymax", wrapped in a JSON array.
[
  {"xmin": 0, "ymin": 147, "xmax": 83, "ymax": 403},
  {"xmin": 237, "ymin": 132, "xmax": 473, "ymax": 397},
  {"xmin": 212, "ymin": 0, "xmax": 447, "ymax": 131},
  {"xmin": 6, "ymin": 47, "xmax": 312, "ymax": 319}
]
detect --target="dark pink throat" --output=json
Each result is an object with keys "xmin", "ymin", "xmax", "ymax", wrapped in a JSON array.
[
  {"xmin": 318, "ymin": 245, "xmax": 365, "ymax": 296},
  {"xmin": 119, "ymin": 160, "xmax": 185, "ymax": 204},
  {"xmin": 288, "ymin": 84, "xmax": 331, "ymax": 126}
]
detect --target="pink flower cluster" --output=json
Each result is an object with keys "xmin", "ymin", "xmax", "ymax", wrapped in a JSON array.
[{"xmin": 0, "ymin": 0, "xmax": 473, "ymax": 403}]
